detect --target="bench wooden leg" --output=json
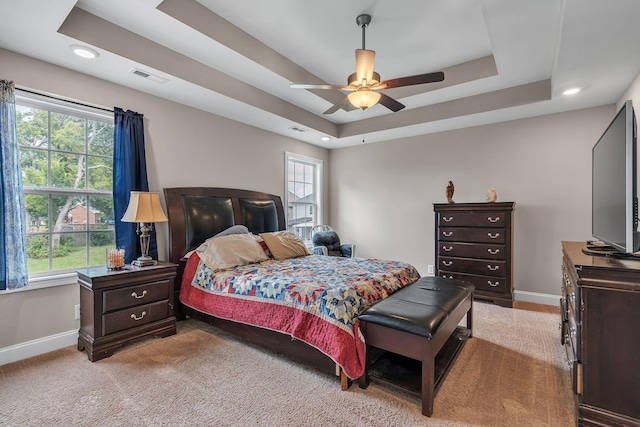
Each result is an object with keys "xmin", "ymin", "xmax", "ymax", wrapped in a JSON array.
[{"xmin": 421, "ymin": 342, "xmax": 435, "ymax": 417}]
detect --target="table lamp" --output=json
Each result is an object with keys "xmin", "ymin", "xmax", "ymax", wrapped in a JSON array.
[{"xmin": 121, "ymin": 191, "xmax": 168, "ymax": 267}]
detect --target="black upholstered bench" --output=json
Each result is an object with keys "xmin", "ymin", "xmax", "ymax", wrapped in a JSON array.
[{"xmin": 358, "ymin": 276, "xmax": 474, "ymax": 417}]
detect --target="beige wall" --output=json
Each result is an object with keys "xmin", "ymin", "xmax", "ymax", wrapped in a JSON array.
[
  {"xmin": 328, "ymin": 106, "xmax": 614, "ymax": 297},
  {"xmin": 0, "ymin": 49, "xmax": 328, "ymax": 349}
]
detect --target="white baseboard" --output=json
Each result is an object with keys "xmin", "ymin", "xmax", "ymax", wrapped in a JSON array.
[
  {"xmin": 0, "ymin": 330, "xmax": 77, "ymax": 366},
  {"xmin": 514, "ymin": 290, "xmax": 560, "ymax": 306}
]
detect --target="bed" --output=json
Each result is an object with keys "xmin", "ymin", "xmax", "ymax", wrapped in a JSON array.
[{"xmin": 164, "ymin": 187, "xmax": 419, "ymax": 388}]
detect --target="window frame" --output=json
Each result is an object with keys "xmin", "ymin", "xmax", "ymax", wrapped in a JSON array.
[
  {"xmin": 284, "ymin": 152, "xmax": 323, "ymax": 244},
  {"xmin": 16, "ymin": 92, "xmax": 115, "ymax": 281}
]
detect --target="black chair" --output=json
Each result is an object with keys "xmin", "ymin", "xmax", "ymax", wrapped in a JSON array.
[{"xmin": 311, "ymin": 225, "xmax": 356, "ymax": 258}]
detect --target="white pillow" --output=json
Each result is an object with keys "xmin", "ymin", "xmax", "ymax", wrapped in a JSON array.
[{"xmin": 196, "ymin": 233, "xmax": 268, "ymax": 270}]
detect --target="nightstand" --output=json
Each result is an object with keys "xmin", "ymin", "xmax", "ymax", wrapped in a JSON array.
[{"xmin": 77, "ymin": 262, "xmax": 177, "ymax": 362}]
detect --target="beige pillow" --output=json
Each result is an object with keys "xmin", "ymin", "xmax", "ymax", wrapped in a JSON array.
[
  {"xmin": 259, "ymin": 231, "xmax": 309, "ymax": 260},
  {"xmin": 196, "ymin": 233, "xmax": 269, "ymax": 270}
]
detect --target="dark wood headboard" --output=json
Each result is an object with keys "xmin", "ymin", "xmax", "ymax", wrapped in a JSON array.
[{"xmin": 163, "ymin": 187, "xmax": 286, "ymax": 264}]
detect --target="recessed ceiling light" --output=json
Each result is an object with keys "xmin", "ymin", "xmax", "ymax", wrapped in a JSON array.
[
  {"xmin": 69, "ymin": 45, "xmax": 99, "ymax": 59},
  {"xmin": 321, "ymin": 136, "xmax": 330, "ymax": 141},
  {"xmin": 563, "ymin": 88, "xmax": 581, "ymax": 96}
]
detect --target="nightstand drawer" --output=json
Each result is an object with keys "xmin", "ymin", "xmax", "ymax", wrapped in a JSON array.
[
  {"xmin": 102, "ymin": 279, "xmax": 170, "ymax": 312},
  {"xmin": 102, "ymin": 300, "xmax": 169, "ymax": 335}
]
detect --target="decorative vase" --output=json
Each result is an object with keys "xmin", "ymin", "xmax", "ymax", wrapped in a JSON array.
[{"xmin": 486, "ymin": 188, "xmax": 497, "ymax": 203}]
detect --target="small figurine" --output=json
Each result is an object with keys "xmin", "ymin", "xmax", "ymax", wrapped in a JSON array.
[
  {"xmin": 446, "ymin": 181, "xmax": 455, "ymax": 204},
  {"xmin": 486, "ymin": 188, "xmax": 497, "ymax": 203}
]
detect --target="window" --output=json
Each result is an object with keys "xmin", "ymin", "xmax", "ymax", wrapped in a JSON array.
[
  {"xmin": 285, "ymin": 152, "xmax": 323, "ymax": 243},
  {"xmin": 16, "ymin": 93, "xmax": 115, "ymax": 276}
]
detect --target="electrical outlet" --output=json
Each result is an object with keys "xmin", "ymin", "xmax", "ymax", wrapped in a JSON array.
[
  {"xmin": 74, "ymin": 304, "xmax": 81, "ymax": 320},
  {"xmin": 427, "ymin": 265, "xmax": 434, "ymax": 275}
]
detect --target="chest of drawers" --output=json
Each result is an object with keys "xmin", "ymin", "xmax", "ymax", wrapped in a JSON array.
[
  {"xmin": 434, "ymin": 202, "xmax": 515, "ymax": 307},
  {"xmin": 77, "ymin": 262, "xmax": 177, "ymax": 361}
]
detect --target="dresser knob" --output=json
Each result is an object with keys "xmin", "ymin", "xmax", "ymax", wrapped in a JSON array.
[
  {"xmin": 487, "ymin": 232, "xmax": 500, "ymax": 239},
  {"xmin": 131, "ymin": 290, "xmax": 147, "ymax": 299},
  {"xmin": 443, "ymin": 216, "xmax": 454, "ymax": 222},
  {"xmin": 442, "ymin": 246, "xmax": 453, "ymax": 252},
  {"xmin": 131, "ymin": 311, "xmax": 147, "ymax": 321},
  {"xmin": 487, "ymin": 216, "xmax": 500, "ymax": 223},
  {"xmin": 443, "ymin": 260, "xmax": 453, "ymax": 267},
  {"xmin": 487, "ymin": 265, "xmax": 500, "ymax": 271},
  {"xmin": 488, "ymin": 248, "xmax": 500, "ymax": 255},
  {"xmin": 488, "ymin": 280, "xmax": 500, "ymax": 287},
  {"xmin": 443, "ymin": 231, "xmax": 453, "ymax": 237}
]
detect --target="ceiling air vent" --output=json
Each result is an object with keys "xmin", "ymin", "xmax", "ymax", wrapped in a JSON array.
[
  {"xmin": 289, "ymin": 126, "xmax": 307, "ymax": 133},
  {"xmin": 129, "ymin": 68, "xmax": 168, "ymax": 84}
]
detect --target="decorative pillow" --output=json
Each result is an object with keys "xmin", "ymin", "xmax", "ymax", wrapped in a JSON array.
[
  {"xmin": 259, "ymin": 231, "xmax": 309, "ymax": 260},
  {"xmin": 196, "ymin": 233, "xmax": 268, "ymax": 270}
]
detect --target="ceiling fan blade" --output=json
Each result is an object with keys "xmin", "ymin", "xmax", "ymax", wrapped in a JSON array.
[
  {"xmin": 355, "ymin": 49, "xmax": 376, "ymax": 83},
  {"xmin": 323, "ymin": 96, "xmax": 353, "ymax": 114},
  {"xmin": 290, "ymin": 83, "xmax": 348, "ymax": 90},
  {"xmin": 377, "ymin": 92, "xmax": 405, "ymax": 112},
  {"xmin": 377, "ymin": 71, "xmax": 444, "ymax": 90}
]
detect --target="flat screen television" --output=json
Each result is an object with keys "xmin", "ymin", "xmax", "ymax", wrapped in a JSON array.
[{"xmin": 591, "ymin": 100, "xmax": 638, "ymax": 255}]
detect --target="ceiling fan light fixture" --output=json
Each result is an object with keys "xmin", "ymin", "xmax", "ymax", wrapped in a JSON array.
[{"xmin": 347, "ymin": 90, "xmax": 381, "ymax": 109}]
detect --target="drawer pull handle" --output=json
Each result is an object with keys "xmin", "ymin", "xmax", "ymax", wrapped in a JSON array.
[
  {"xmin": 443, "ymin": 231, "xmax": 453, "ymax": 237},
  {"xmin": 488, "ymin": 232, "xmax": 500, "ymax": 239},
  {"xmin": 488, "ymin": 248, "xmax": 500, "ymax": 255},
  {"xmin": 442, "ymin": 246, "xmax": 453, "ymax": 252},
  {"xmin": 488, "ymin": 280, "xmax": 500, "ymax": 287},
  {"xmin": 443, "ymin": 216, "xmax": 454, "ymax": 222},
  {"xmin": 443, "ymin": 260, "xmax": 453, "ymax": 267},
  {"xmin": 487, "ymin": 265, "xmax": 500, "ymax": 271},
  {"xmin": 488, "ymin": 216, "xmax": 500, "ymax": 223},
  {"xmin": 442, "ymin": 274, "xmax": 453, "ymax": 279},
  {"xmin": 130, "ymin": 311, "xmax": 146, "ymax": 321},
  {"xmin": 131, "ymin": 290, "xmax": 147, "ymax": 299}
]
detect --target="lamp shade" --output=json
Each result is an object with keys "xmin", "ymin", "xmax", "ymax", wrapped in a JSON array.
[
  {"xmin": 121, "ymin": 191, "xmax": 168, "ymax": 223},
  {"xmin": 347, "ymin": 90, "xmax": 382, "ymax": 110}
]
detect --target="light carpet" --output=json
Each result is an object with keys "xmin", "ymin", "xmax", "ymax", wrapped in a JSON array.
[{"xmin": 0, "ymin": 302, "xmax": 575, "ymax": 426}]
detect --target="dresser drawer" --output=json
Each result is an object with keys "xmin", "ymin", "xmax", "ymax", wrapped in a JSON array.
[
  {"xmin": 438, "ymin": 256, "xmax": 506, "ymax": 277},
  {"xmin": 438, "ymin": 211, "xmax": 507, "ymax": 227},
  {"xmin": 438, "ymin": 227, "xmax": 506, "ymax": 244},
  {"xmin": 102, "ymin": 300, "xmax": 170, "ymax": 335},
  {"xmin": 438, "ymin": 242, "xmax": 505, "ymax": 260},
  {"xmin": 438, "ymin": 271, "xmax": 506, "ymax": 294},
  {"xmin": 102, "ymin": 279, "xmax": 171, "ymax": 312}
]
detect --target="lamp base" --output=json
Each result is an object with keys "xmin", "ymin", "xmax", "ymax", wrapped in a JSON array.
[{"xmin": 131, "ymin": 258, "xmax": 158, "ymax": 268}]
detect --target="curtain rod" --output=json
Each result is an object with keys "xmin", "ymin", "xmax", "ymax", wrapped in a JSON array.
[{"xmin": 16, "ymin": 87, "xmax": 113, "ymax": 113}]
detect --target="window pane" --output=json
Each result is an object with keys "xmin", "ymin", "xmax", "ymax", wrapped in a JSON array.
[
  {"xmin": 88, "ymin": 196, "xmax": 114, "ymax": 230},
  {"xmin": 26, "ymin": 234, "xmax": 50, "ymax": 273},
  {"xmin": 20, "ymin": 148, "xmax": 48, "ymax": 187},
  {"xmin": 51, "ymin": 152, "xmax": 86, "ymax": 189},
  {"xmin": 25, "ymin": 194, "xmax": 49, "ymax": 233},
  {"xmin": 53, "ymin": 194, "xmax": 85, "ymax": 231},
  {"xmin": 50, "ymin": 112, "xmax": 85, "ymax": 153},
  {"xmin": 51, "ymin": 232, "xmax": 87, "ymax": 271},
  {"xmin": 89, "ymin": 231, "xmax": 115, "ymax": 267},
  {"xmin": 88, "ymin": 120, "xmax": 114, "ymax": 157},
  {"xmin": 17, "ymin": 106, "xmax": 48, "ymax": 149},
  {"xmin": 88, "ymin": 156, "xmax": 112, "ymax": 191}
]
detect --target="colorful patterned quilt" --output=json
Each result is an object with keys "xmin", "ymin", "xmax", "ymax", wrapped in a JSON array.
[{"xmin": 179, "ymin": 254, "xmax": 420, "ymax": 379}]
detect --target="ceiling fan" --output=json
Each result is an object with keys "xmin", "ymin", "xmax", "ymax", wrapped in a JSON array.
[{"xmin": 290, "ymin": 14, "xmax": 445, "ymax": 114}]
